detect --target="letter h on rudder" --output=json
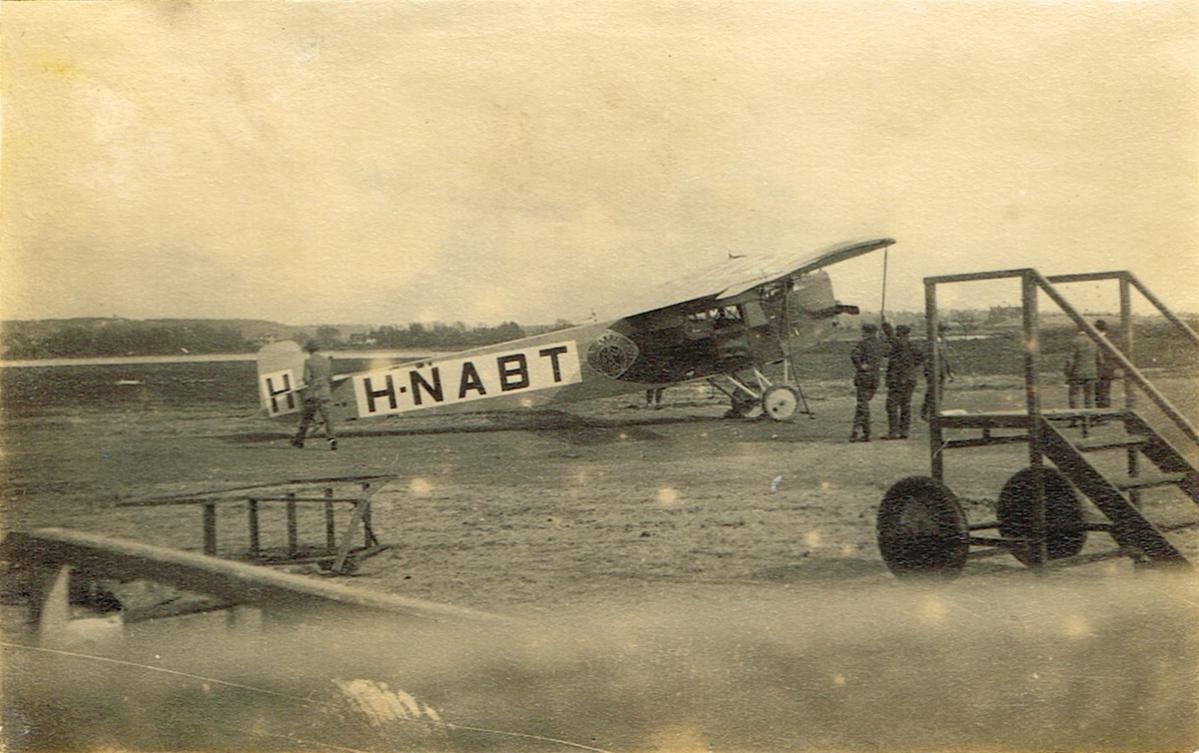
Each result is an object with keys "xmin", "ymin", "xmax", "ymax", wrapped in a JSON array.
[{"xmin": 264, "ymin": 372, "xmax": 296, "ymax": 415}]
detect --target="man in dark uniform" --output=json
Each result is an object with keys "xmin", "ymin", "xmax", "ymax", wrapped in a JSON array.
[
  {"xmin": 882, "ymin": 323, "xmax": 923, "ymax": 439},
  {"xmin": 921, "ymin": 322, "xmax": 954, "ymax": 421},
  {"xmin": 849, "ymin": 322, "xmax": 886, "ymax": 442},
  {"xmin": 292, "ymin": 340, "xmax": 338, "ymax": 450}
]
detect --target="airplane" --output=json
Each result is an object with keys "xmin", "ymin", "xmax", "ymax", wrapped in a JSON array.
[{"xmin": 256, "ymin": 237, "xmax": 894, "ymax": 426}]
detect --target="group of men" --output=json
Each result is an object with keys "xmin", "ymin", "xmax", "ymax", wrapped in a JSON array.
[
  {"xmin": 849, "ymin": 320, "xmax": 953, "ymax": 443},
  {"xmin": 1065, "ymin": 319, "xmax": 1119, "ymax": 411}
]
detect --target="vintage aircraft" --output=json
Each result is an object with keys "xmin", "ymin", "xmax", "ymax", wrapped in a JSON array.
[{"xmin": 257, "ymin": 237, "xmax": 894, "ymax": 425}]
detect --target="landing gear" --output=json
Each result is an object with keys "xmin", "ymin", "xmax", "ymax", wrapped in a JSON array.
[
  {"xmin": 710, "ymin": 368, "xmax": 812, "ymax": 421},
  {"xmin": 762, "ymin": 385, "xmax": 801, "ymax": 421},
  {"xmin": 876, "ymin": 476, "xmax": 969, "ymax": 578}
]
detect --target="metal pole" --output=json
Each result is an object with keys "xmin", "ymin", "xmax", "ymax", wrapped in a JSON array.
[
  {"xmin": 1021, "ymin": 273, "xmax": 1047, "ymax": 570},
  {"xmin": 880, "ymin": 248, "xmax": 889, "ymax": 320}
]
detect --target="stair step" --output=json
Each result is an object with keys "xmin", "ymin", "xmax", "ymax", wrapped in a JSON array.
[
  {"xmin": 1074, "ymin": 437, "xmax": 1147, "ymax": 452},
  {"xmin": 1112, "ymin": 473, "xmax": 1188, "ymax": 491}
]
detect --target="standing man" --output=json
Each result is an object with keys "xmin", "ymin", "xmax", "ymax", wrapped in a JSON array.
[
  {"xmin": 1093, "ymin": 320, "xmax": 1117, "ymax": 409},
  {"xmin": 292, "ymin": 340, "xmax": 338, "ymax": 450},
  {"xmin": 849, "ymin": 322, "xmax": 886, "ymax": 442},
  {"xmin": 882, "ymin": 323, "xmax": 923, "ymax": 439},
  {"xmin": 1064, "ymin": 326, "xmax": 1098, "ymax": 413},
  {"xmin": 921, "ymin": 322, "xmax": 955, "ymax": 421}
]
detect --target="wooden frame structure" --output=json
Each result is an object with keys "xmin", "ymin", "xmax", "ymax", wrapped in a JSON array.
[
  {"xmin": 115, "ymin": 475, "xmax": 394, "ymax": 575},
  {"xmin": 878, "ymin": 268, "xmax": 1198, "ymax": 576}
]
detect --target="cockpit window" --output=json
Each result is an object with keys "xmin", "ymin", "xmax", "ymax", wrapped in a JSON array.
[{"xmin": 686, "ymin": 305, "xmax": 743, "ymax": 322}]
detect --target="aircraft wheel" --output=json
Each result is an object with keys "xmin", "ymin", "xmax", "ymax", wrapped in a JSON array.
[
  {"xmin": 877, "ymin": 476, "xmax": 969, "ymax": 578},
  {"xmin": 997, "ymin": 466, "xmax": 1087, "ymax": 567},
  {"xmin": 762, "ymin": 385, "xmax": 801, "ymax": 421}
]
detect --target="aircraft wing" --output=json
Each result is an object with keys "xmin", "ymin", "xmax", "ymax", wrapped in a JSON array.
[{"xmin": 615, "ymin": 237, "xmax": 895, "ymax": 320}]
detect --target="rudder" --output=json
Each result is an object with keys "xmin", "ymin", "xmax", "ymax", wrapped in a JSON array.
[{"xmin": 257, "ymin": 341, "xmax": 305, "ymax": 417}]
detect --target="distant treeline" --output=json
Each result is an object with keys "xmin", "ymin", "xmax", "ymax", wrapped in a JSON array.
[
  {"xmin": 2, "ymin": 322, "xmax": 252, "ymax": 359},
  {"xmin": 0, "ymin": 319, "xmax": 566, "ymax": 359},
  {"xmin": 363, "ymin": 321, "xmax": 531, "ymax": 349}
]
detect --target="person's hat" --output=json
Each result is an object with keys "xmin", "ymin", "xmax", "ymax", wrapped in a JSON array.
[
  {"xmin": 937, "ymin": 322, "xmax": 951, "ymax": 332},
  {"xmin": 861, "ymin": 322, "xmax": 878, "ymax": 332},
  {"xmin": 1095, "ymin": 319, "xmax": 1108, "ymax": 331},
  {"xmin": 896, "ymin": 324, "xmax": 911, "ymax": 335},
  {"xmin": 304, "ymin": 339, "xmax": 320, "ymax": 353}
]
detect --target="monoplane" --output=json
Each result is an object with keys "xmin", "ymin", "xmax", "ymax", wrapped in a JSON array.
[{"xmin": 257, "ymin": 238, "xmax": 894, "ymax": 424}]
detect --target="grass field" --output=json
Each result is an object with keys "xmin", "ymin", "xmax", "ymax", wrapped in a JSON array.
[{"xmin": 2, "ymin": 336, "xmax": 1198, "ymax": 752}]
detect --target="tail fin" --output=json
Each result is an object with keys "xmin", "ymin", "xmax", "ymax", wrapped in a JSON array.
[{"xmin": 256, "ymin": 341, "xmax": 305, "ymax": 417}]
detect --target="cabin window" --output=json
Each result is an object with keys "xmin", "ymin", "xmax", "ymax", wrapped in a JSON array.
[{"xmin": 686, "ymin": 305, "xmax": 743, "ymax": 323}]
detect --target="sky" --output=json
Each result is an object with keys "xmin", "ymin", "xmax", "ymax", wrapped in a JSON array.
[{"xmin": 2, "ymin": 1, "xmax": 1196, "ymax": 326}]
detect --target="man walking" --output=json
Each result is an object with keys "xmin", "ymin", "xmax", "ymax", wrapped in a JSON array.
[
  {"xmin": 292, "ymin": 340, "xmax": 338, "ymax": 450},
  {"xmin": 849, "ymin": 322, "xmax": 886, "ymax": 442},
  {"xmin": 882, "ymin": 323, "xmax": 922, "ymax": 439},
  {"xmin": 921, "ymin": 322, "xmax": 954, "ymax": 421}
]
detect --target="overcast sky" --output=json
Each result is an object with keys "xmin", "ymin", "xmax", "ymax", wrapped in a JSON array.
[{"xmin": 2, "ymin": 2, "xmax": 1195, "ymax": 325}]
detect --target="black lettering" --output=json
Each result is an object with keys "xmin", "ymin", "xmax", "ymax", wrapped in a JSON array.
[
  {"xmin": 362, "ymin": 375, "xmax": 398, "ymax": 413},
  {"xmin": 538, "ymin": 346, "xmax": 569, "ymax": 383},
  {"xmin": 498, "ymin": 354, "xmax": 530, "ymax": 392},
  {"xmin": 458, "ymin": 361, "xmax": 487, "ymax": 398},
  {"xmin": 409, "ymin": 367, "xmax": 443, "ymax": 406},
  {"xmin": 266, "ymin": 373, "xmax": 295, "ymax": 412}
]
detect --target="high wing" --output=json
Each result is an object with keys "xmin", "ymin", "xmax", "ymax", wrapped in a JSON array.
[{"xmin": 615, "ymin": 237, "xmax": 895, "ymax": 320}]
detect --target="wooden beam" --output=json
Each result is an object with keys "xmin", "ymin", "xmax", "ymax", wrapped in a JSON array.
[{"xmin": 1, "ymin": 528, "xmax": 507, "ymax": 625}]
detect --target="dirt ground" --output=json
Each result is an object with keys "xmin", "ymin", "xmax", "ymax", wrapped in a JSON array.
[{"xmin": 3, "ymin": 374, "xmax": 1199, "ymax": 751}]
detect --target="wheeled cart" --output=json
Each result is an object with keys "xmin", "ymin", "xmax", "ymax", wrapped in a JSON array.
[{"xmin": 877, "ymin": 269, "xmax": 1199, "ymax": 577}]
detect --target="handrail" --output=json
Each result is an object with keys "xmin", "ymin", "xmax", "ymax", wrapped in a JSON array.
[
  {"xmin": 1126, "ymin": 272, "xmax": 1199, "ymax": 347},
  {"xmin": 1030, "ymin": 270, "xmax": 1199, "ymax": 448},
  {"xmin": 1046, "ymin": 270, "xmax": 1199, "ymax": 347}
]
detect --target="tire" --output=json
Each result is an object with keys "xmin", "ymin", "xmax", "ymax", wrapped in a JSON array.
[
  {"xmin": 997, "ymin": 466, "xmax": 1087, "ymax": 567},
  {"xmin": 762, "ymin": 385, "xmax": 801, "ymax": 421},
  {"xmin": 877, "ymin": 476, "xmax": 969, "ymax": 578}
]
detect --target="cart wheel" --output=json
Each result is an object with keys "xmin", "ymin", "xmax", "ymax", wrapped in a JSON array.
[
  {"xmin": 877, "ymin": 476, "xmax": 969, "ymax": 578},
  {"xmin": 762, "ymin": 385, "xmax": 801, "ymax": 421},
  {"xmin": 997, "ymin": 466, "xmax": 1087, "ymax": 567}
]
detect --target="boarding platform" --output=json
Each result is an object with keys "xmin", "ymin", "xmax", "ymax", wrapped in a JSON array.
[{"xmin": 877, "ymin": 269, "xmax": 1199, "ymax": 576}]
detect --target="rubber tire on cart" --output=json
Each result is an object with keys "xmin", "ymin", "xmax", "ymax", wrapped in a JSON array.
[
  {"xmin": 877, "ymin": 476, "xmax": 970, "ymax": 578},
  {"xmin": 762, "ymin": 385, "xmax": 801, "ymax": 421},
  {"xmin": 997, "ymin": 466, "xmax": 1087, "ymax": 567}
]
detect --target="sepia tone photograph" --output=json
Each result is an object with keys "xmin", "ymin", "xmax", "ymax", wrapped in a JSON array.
[{"xmin": 1, "ymin": 1, "xmax": 1197, "ymax": 751}]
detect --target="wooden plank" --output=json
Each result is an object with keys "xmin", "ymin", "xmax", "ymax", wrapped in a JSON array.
[
  {"xmin": 324, "ymin": 488, "xmax": 336, "ymax": 553},
  {"xmin": 924, "ymin": 268, "xmax": 1032, "ymax": 285},
  {"xmin": 115, "ymin": 475, "xmax": 395, "ymax": 507},
  {"xmin": 247, "ymin": 499, "xmax": 260, "ymax": 556},
  {"xmin": 1, "ymin": 528, "xmax": 506, "ymax": 624},
  {"xmin": 202, "ymin": 502, "xmax": 217, "ymax": 556},
  {"xmin": 286, "ymin": 493, "xmax": 298, "ymax": 557}
]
